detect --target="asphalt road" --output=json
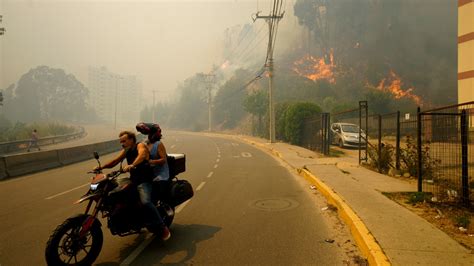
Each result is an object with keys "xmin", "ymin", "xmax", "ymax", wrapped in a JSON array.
[{"xmin": 0, "ymin": 132, "xmax": 361, "ymax": 265}]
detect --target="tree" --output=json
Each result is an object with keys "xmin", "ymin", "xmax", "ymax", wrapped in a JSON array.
[
  {"xmin": 213, "ymin": 69, "xmax": 254, "ymax": 129},
  {"xmin": 243, "ymin": 90, "xmax": 268, "ymax": 136},
  {"xmin": 2, "ymin": 66, "xmax": 95, "ymax": 122}
]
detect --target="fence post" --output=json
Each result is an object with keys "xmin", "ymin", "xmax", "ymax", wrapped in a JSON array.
[
  {"xmin": 461, "ymin": 110, "xmax": 470, "ymax": 206},
  {"xmin": 359, "ymin": 101, "xmax": 368, "ymax": 164},
  {"xmin": 326, "ymin": 113, "xmax": 330, "ymax": 155},
  {"xmin": 417, "ymin": 107, "xmax": 422, "ymax": 192},
  {"xmin": 378, "ymin": 114, "xmax": 382, "ymax": 173},
  {"xmin": 396, "ymin": 111, "xmax": 401, "ymax": 170}
]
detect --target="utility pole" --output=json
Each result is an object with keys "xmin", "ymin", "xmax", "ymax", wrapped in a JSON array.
[
  {"xmin": 202, "ymin": 73, "xmax": 215, "ymax": 132},
  {"xmin": 152, "ymin": 90, "xmax": 158, "ymax": 123},
  {"xmin": 254, "ymin": 11, "xmax": 284, "ymax": 143},
  {"xmin": 114, "ymin": 77, "xmax": 118, "ymax": 130}
]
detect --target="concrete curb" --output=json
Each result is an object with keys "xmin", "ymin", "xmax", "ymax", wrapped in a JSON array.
[
  {"xmin": 298, "ymin": 168, "xmax": 390, "ymax": 266},
  {"xmin": 238, "ymin": 136, "xmax": 390, "ymax": 266}
]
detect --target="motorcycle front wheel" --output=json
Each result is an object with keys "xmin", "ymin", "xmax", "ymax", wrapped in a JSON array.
[{"xmin": 45, "ymin": 214, "xmax": 103, "ymax": 266}]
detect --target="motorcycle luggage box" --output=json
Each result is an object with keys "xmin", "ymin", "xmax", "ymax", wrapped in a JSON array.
[{"xmin": 167, "ymin": 153, "xmax": 185, "ymax": 177}]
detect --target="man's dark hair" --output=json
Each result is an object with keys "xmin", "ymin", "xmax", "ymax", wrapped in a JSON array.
[{"xmin": 119, "ymin": 131, "xmax": 136, "ymax": 143}]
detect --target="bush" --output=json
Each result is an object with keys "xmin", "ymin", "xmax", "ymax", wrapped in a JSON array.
[
  {"xmin": 275, "ymin": 102, "xmax": 291, "ymax": 141},
  {"xmin": 400, "ymin": 135, "xmax": 441, "ymax": 179},
  {"xmin": 368, "ymin": 143, "xmax": 394, "ymax": 174},
  {"xmin": 283, "ymin": 102, "xmax": 322, "ymax": 145}
]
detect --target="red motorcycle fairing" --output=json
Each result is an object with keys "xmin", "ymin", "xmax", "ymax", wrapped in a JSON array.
[{"xmin": 92, "ymin": 173, "xmax": 107, "ymax": 184}]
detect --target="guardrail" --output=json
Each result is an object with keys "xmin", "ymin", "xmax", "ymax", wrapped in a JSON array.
[
  {"xmin": 0, "ymin": 127, "xmax": 87, "ymax": 155},
  {"xmin": 0, "ymin": 134, "xmax": 146, "ymax": 180}
]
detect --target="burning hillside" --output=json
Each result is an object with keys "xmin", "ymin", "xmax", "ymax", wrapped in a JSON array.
[
  {"xmin": 375, "ymin": 70, "xmax": 422, "ymax": 105},
  {"xmin": 292, "ymin": 52, "xmax": 335, "ymax": 83}
]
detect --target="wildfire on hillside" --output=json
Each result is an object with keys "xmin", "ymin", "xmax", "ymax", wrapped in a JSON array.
[
  {"xmin": 376, "ymin": 70, "xmax": 422, "ymax": 105},
  {"xmin": 292, "ymin": 51, "xmax": 336, "ymax": 83}
]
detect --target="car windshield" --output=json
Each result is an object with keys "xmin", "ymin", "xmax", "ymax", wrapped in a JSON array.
[{"xmin": 341, "ymin": 125, "xmax": 360, "ymax": 133}]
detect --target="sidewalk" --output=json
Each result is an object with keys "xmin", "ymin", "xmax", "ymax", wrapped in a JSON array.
[{"xmin": 239, "ymin": 135, "xmax": 474, "ymax": 266}]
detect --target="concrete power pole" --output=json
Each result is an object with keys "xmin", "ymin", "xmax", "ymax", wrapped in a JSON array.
[
  {"xmin": 152, "ymin": 90, "xmax": 158, "ymax": 123},
  {"xmin": 202, "ymin": 73, "xmax": 215, "ymax": 132},
  {"xmin": 254, "ymin": 12, "xmax": 284, "ymax": 143}
]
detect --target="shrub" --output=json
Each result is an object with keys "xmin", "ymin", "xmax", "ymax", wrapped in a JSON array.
[
  {"xmin": 283, "ymin": 102, "xmax": 322, "ymax": 145},
  {"xmin": 368, "ymin": 143, "xmax": 394, "ymax": 174},
  {"xmin": 400, "ymin": 135, "xmax": 441, "ymax": 179}
]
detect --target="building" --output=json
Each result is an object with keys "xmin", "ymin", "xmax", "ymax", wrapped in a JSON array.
[
  {"xmin": 458, "ymin": 0, "xmax": 474, "ymax": 103},
  {"xmin": 88, "ymin": 66, "xmax": 142, "ymax": 125}
]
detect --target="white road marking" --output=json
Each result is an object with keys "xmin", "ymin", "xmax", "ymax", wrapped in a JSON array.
[
  {"xmin": 120, "ymin": 233, "xmax": 156, "ymax": 266},
  {"xmin": 217, "ymin": 154, "xmax": 221, "ymax": 158},
  {"xmin": 214, "ymin": 164, "xmax": 218, "ymax": 169},
  {"xmin": 170, "ymin": 144, "xmax": 176, "ymax": 149},
  {"xmin": 196, "ymin": 181, "xmax": 206, "ymax": 191},
  {"xmin": 231, "ymin": 143, "xmax": 239, "ymax": 146},
  {"xmin": 45, "ymin": 183, "xmax": 90, "ymax": 200},
  {"xmin": 241, "ymin": 152, "xmax": 252, "ymax": 158},
  {"xmin": 216, "ymin": 158, "xmax": 220, "ymax": 163},
  {"xmin": 207, "ymin": 172, "xmax": 214, "ymax": 178},
  {"xmin": 175, "ymin": 199, "xmax": 191, "ymax": 213}
]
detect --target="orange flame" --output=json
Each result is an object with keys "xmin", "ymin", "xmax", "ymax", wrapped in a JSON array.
[
  {"xmin": 220, "ymin": 60, "xmax": 230, "ymax": 70},
  {"xmin": 376, "ymin": 71, "xmax": 422, "ymax": 105},
  {"xmin": 292, "ymin": 52, "xmax": 335, "ymax": 83}
]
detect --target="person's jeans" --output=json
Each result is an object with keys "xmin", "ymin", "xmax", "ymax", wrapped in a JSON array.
[{"xmin": 136, "ymin": 182, "xmax": 165, "ymax": 229}]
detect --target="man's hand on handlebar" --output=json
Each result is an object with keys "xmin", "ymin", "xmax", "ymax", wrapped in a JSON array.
[{"xmin": 123, "ymin": 165, "xmax": 135, "ymax": 172}]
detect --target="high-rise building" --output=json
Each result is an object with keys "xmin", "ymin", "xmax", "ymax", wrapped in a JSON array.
[
  {"xmin": 458, "ymin": 0, "xmax": 474, "ymax": 103},
  {"xmin": 88, "ymin": 66, "xmax": 142, "ymax": 125}
]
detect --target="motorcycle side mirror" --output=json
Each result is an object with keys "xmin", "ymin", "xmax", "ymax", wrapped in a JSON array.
[{"xmin": 93, "ymin": 151, "xmax": 100, "ymax": 160}]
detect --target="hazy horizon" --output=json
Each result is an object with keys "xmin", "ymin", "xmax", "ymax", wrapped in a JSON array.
[{"xmin": 1, "ymin": 0, "xmax": 296, "ymax": 105}]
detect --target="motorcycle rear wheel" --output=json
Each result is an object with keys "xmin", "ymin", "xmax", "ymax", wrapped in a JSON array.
[{"xmin": 45, "ymin": 214, "xmax": 103, "ymax": 266}]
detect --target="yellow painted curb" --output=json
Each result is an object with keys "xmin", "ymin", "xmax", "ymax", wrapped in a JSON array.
[{"xmin": 298, "ymin": 169, "xmax": 390, "ymax": 266}]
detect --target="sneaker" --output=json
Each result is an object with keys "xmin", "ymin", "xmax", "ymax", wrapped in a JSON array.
[{"xmin": 161, "ymin": 226, "xmax": 171, "ymax": 241}]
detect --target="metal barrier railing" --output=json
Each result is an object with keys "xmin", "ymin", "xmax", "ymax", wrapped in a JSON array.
[{"xmin": 0, "ymin": 126, "xmax": 86, "ymax": 154}]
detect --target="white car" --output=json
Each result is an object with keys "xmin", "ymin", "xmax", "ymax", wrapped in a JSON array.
[{"xmin": 330, "ymin": 123, "xmax": 367, "ymax": 148}]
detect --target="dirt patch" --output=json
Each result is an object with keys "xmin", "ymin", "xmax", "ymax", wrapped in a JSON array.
[{"xmin": 383, "ymin": 192, "xmax": 474, "ymax": 251}]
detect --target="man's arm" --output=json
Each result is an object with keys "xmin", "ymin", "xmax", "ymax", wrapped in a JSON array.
[
  {"xmin": 123, "ymin": 143, "xmax": 149, "ymax": 172},
  {"xmin": 96, "ymin": 150, "xmax": 126, "ymax": 170}
]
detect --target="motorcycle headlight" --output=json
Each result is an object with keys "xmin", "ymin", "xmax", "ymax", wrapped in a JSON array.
[{"xmin": 90, "ymin": 183, "xmax": 99, "ymax": 190}]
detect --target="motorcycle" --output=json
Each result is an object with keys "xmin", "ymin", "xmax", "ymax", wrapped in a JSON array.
[{"xmin": 45, "ymin": 151, "xmax": 191, "ymax": 266}]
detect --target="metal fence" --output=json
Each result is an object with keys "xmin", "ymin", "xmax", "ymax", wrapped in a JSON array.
[
  {"xmin": 301, "ymin": 113, "xmax": 330, "ymax": 155},
  {"xmin": 418, "ymin": 102, "xmax": 474, "ymax": 206}
]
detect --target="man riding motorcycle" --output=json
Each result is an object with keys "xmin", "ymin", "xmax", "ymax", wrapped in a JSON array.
[{"xmin": 93, "ymin": 130, "xmax": 171, "ymax": 240}]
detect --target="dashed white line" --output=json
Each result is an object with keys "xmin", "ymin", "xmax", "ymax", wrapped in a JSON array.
[
  {"xmin": 175, "ymin": 199, "xmax": 191, "ymax": 214},
  {"xmin": 120, "ymin": 234, "xmax": 155, "ymax": 266},
  {"xmin": 216, "ymin": 158, "xmax": 220, "ymax": 163},
  {"xmin": 170, "ymin": 144, "xmax": 176, "ymax": 149},
  {"xmin": 45, "ymin": 183, "xmax": 90, "ymax": 200},
  {"xmin": 207, "ymin": 172, "xmax": 214, "ymax": 178},
  {"xmin": 214, "ymin": 164, "xmax": 218, "ymax": 169},
  {"xmin": 196, "ymin": 181, "xmax": 206, "ymax": 191},
  {"xmin": 217, "ymin": 154, "xmax": 221, "ymax": 158}
]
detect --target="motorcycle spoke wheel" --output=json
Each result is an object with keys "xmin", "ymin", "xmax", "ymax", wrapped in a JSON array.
[{"xmin": 45, "ymin": 215, "xmax": 103, "ymax": 266}]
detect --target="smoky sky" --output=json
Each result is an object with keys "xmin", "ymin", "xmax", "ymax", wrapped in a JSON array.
[{"xmin": 0, "ymin": 0, "xmax": 299, "ymax": 105}]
